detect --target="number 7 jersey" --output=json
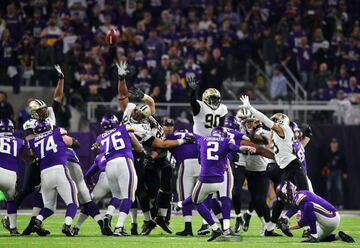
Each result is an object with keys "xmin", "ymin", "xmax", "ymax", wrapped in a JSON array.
[{"xmin": 193, "ymin": 100, "xmax": 228, "ymax": 137}]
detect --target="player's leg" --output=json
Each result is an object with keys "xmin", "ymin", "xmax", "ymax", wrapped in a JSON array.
[
  {"xmin": 57, "ymin": 166, "xmax": 79, "ymax": 236},
  {"xmin": 284, "ymin": 159, "xmax": 309, "ymax": 191},
  {"xmin": 232, "ymin": 165, "xmax": 246, "ymax": 233},
  {"xmin": 15, "ymin": 161, "xmax": 41, "ymax": 206},
  {"xmin": 217, "ymin": 166, "xmax": 233, "ymax": 235}
]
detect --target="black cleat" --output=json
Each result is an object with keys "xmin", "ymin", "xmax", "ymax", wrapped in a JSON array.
[
  {"xmin": 277, "ymin": 218, "xmax": 293, "ymax": 237},
  {"xmin": 10, "ymin": 228, "xmax": 20, "ymax": 236},
  {"xmin": 339, "ymin": 231, "xmax": 355, "ymax": 243},
  {"xmin": 22, "ymin": 216, "xmax": 36, "ymax": 235},
  {"xmin": 113, "ymin": 227, "xmax": 130, "ymax": 237},
  {"xmin": 197, "ymin": 224, "xmax": 211, "ymax": 235},
  {"xmin": 131, "ymin": 223, "xmax": 138, "ymax": 235},
  {"xmin": 264, "ymin": 230, "xmax": 282, "ymax": 237},
  {"xmin": 72, "ymin": 227, "xmax": 80, "ymax": 236},
  {"xmin": 141, "ymin": 220, "xmax": 157, "ymax": 236},
  {"xmin": 208, "ymin": 228, "xmax": 223, "ymax": 242},
  {"xmin": 302, "ymin": 229, "xmax": 311, "ymax": 238},
  {"xmin": 223, "ymin": 228, "xmax": 236, "ymax": 238},
  {"xmin": 155, "ymin": 216, "xmax": 172, "ymax": 234},
  {"xmin": 102, "ymin": 215, "xmax": 113, "ymax": 236},
  {"xmin": 243, "ymin": 213, "xmax": 252, "ymax": 232},
  {"xmin": 33, "ymin": 219, "xmax": 48, "ymax": 236},
  {"xmin": 2, "ymin": 216, "xmax": 10, "ymax": 231},
  {"xmin": 62, "ymin": 224, "xmax": 74, "ymax": 236},
  {"xmin": 176, "ymin": 222, "xmax": 193, "ymax": 236},
  {"xmin": 302, "ymin": 235, "xmax": 319, "ymax": 243},
  {"xmin": 234, "ymin": 216, "xmax": 244, "ymax": 233}
]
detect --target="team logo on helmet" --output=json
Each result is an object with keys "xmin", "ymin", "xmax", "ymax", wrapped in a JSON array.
[
  {"xmin": 236, "ymin": 107, "xmax": 252, "ymax": 120},
  {"xmin": 202, "ymin": 88, "xmax": 221, "ymax": 110},
  {"xmin": 34, "ymin": 119, "xmax": 52, "ymax": 135},
  {"xmin": 211, "ymin": 126, "xmax": 227, "ymax": 138},
  {"xmin": 270, "ymin": 113, "xmax": 290, "ymax": 125},
  {"xmin": 0, "ymin": 119, "xmax": 15, "ymax": 134},
  {"xmin": 276, "ymin": 181, "xmax": 297, "ymax": 204},
  {"xmin": 101, "ymin": 114, "xmax": 119, "ymax": 131},
  {"xmin": 29, "ymin": 99, "xmax": 48, "ymax": 119}
]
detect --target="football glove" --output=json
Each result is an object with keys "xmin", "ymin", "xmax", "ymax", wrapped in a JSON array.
[
  {"xmin": 277, "ymin": 217, "xmax": 293, "ymax": 237},
  {"xmin": 186, "ymin": 75, "xmax": 199, "ymax": 90},
  {"xmin": 301, "ymin": 123, "xmax": 312, "ymax": 138},
  {"xmin": 239, "ymin": 95, "xmax": 251, "ymax": 109},
  {"xmin": 129, "ymin": 86, "xmax": 145, "ymax": 100},
  {"xmin": 116, "ymin": 61, "xmax": 129, "ymax": 80},
  {"xmin": 54, "ymin": 64, "xmax": 64, "ymax": 79}
]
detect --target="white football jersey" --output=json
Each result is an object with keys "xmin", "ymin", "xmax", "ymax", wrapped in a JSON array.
[
  {"xmin": 193, "ymin": 100, "xmax": 228, "ymax": 137},
  {"xmin": 246, "ymin": 129, "xmax": 271, "ymax": 172},
  {"xmin": 272, "ymin": 124, "xmax": 297, "ymax": 169},
  {"xmin": 23, "ymin": 107, "xmax": 56, "ymax": 132},
  {"xmin": 122, "ymin": 103, "xmax": 152, "ymax": 143},
  {"xmin": 234, "ymin": 125, "xmax": 247, "ymax": 167}
]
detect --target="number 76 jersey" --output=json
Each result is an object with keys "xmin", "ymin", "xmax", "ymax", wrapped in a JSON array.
[{"xmin": 193, "ymin": 100, "xmax": 228, "ymax": 137}]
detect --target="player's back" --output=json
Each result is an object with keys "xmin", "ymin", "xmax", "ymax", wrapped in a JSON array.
[
  {"xmin": 97, "ymin": 124, "xmax": 134, "ymax": 161},
  {"xmin": 198, "ymin": 136, "xmax": 233, "ymax": 183},
  {"xmin": 28, "ymin": 128, "xmax": 69, "ymax": 170},
  {"xmin": 295, "ymin": 190, "xmax": 337, "ymax": 214},
  {"xmin": 0, "ymin": 134, "xmax": 24, "ymax": 172},
  {"xmin": 167, "ymin": 131, "xmax": 199, "ymax": 164}
]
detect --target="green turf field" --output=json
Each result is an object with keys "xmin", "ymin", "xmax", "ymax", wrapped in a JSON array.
[{"xmin": 0, "ymin": 214, "xmax": 358, "ymax": 248}]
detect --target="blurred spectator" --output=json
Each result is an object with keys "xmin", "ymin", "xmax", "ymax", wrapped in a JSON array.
[
  {"xmin": 341, "ymin": 35, "xmax": 359, "ymax": 73},
  {"xmin": 261, "ymin": 26, "xmax": 278, "ymax": 77},
  {"xmin": 310, "ymin": 62, "xmax": 331, "ymax": 98},
  {"xmin": 40, "ymin": 17, "xmax": 63, "ymax": 46},
  {"xmin": 144, "ymin": 30, "xmax": 165, "ymax": 57},
  {"xmin": 218, "ymin": 3, "xmax": 241, "ymax": 27},
  {"xmin": 270, "ymin": 66, "xmax": 288, "ymax": 100},
  {"xmin": 0, "ymin": 91, "xmax": 14, "ymax": 120},
  {"xmin": 18, "ymin": 97, "xmax": 33, "ymax": 128},
  {"xmin": 4, "ymin": 3, "xmax": 23, "ymax": 42},
  {"xmin": 294, "ymin": 36, "xmax": 312, "ymax": 87},
  {"xmin": 25, "ymin": 9, "xmax": 46, "ymax": 40},
  {"xmin": 336, "ymin": 65, "xmax": 349, "ymax": 88},
  {"xmin": 134, "ymin": 66, "xmax": 152, "ymax": 94},
  {"xmin": 18, "ymin": 35, "xmax": 35, "ymax": 85},
  {"xmin": 200, "ymin": 48, "xmax": 225, "ymax": 93},
  {"xmin": 343, "ymin": 76, "xmax": 360, "ymax": 103},
  {"xmin": 34, "ymin": 37, "xmax": 54, "ymax": 86},
  {"xmin": 322, "ymin": 77, "xmax": 338, "ymax": 101},
  {"xmin": 165, "ymin": 72, "xmax": 186, "ymax": 102},
  {"xmin": 150, "ymin": 85, "xmax": 164, "ymax": 102},
  {"xmin": 322, "ymin": 138, "xmax": 347, "ymax": 209},
  {"xmin": 152, "ymin": 54, "xmax": 172, "ymax": 96},
  {"xmin": 179, "ymin": 55, "xmax": 202, "ymax": 82}
]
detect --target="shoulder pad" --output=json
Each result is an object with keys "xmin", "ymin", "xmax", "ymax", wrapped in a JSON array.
[{"xmin": 295, "ymin": 193, "xmax": 307, "ymax": 206}]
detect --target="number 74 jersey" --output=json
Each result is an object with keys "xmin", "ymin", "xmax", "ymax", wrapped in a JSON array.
[{"xmin": 193, "ymin": 100, "xmax": 228, "ymax": 137}]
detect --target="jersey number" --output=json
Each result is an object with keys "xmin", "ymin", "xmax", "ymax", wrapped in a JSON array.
[
  {"xmin": 0, "ymin": 138, "xmax": 17, "ymax": 157},
  {"xmin": 205, "ymin": 114, "xmax": 220, "ymax": 128},
  {"xmin": 207, "ymin": 142, "xmax": 219, "ymax": 160},
  {"xmin": 101, "ymin": 131, "xmax": 125, "ymax": 152},
  {"xmin": 272, "ymin": 140, "xmax": 279, "ymax": 154},
  {"xmin": 34, "ymin": 136, "xmax": 58, "ymax": 159}
]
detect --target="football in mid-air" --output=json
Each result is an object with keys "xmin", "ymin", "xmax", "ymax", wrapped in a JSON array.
[{"xmin": 106, "ymin": 29, "xmax": 119, "ymax": 45}]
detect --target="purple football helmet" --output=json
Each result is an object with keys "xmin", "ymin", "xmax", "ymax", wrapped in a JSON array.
[
  {"xmin": 211, "ymin": 126, "xmax": 227, "ymax": 138},
  {"xmin": 34, "ymin": 120, "xmax": 52, "ymax": 134},
  {"xmin": 276, "ymin": 181, "xmax": 297, "ymax": 204},
  {"xmin": 101, "ymin": 114, "xmax": 119, "ymax": 130},
  {"xmin": 224, "ymin": 116, "xmax": 240, "ymax": 130},
  {"xmin": 0, "ymin": 119, "xmax": 15, "ymax": 133}
]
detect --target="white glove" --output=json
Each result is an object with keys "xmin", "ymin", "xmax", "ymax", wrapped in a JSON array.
[
  {"xmin": 239, "ymin": 95, "xmax": 251, "ymax": 109},
  {"xmin": 54, "ymin": 64, "xmax": 64, "ymax": 79},
  {"xmin": 116, "ymin": 61, "xmax": 129, "ymax": 79}
]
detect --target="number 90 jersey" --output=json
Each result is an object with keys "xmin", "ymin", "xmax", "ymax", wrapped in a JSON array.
[
  {"xmin": 272, "ymin": 124, "xmax": 297, "ymax": 169},
  {"xmin": 193, "ymin": 100, "xmax": 228, "ymax": 137},
  {"xmin": 96, "ymin": 124, "xmax": 134, "ymax": 162},
  {"xmin": 28, "ymin": 127, "xmax": 69, "ymax": 171}
]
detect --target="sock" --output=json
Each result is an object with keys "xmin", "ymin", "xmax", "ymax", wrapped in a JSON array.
[
  {"xmin": 36, "ymin": 215, "xmax": 44, "ymax": 222},
  {"xmin": 210, "ymin": 223, "xmax": 218, "ymax": 231},
  {"xmin": 159, "ymin": 208, "xmax": 167, "ymax": 217},
  {"xmin": 9, "ymin": 214, "xmax": 16, "ymax": 229},
  {"xmin": 65, "ymin": 216, "xmax": 73, "ymax": 225},
  {"xmin": 83, "ymin": 201, "xmax": 100, "ymax": 219},
  {"xmin": 236, "ymin": 213, "xmax": 242, "ymax": 218},
  {"xmin": 38, "ymin": 208, "xmax": 54, "ymax": 221},
  {"xmin": 260, "ymin": 217, "xmax": 266, "ymax": 226},
  {"xmin": 109, "ymin": 197, "xmax": 121, "ymax": 209},
  {"xmin": 33, "ymin": 192, "xmax": 44, "ymax": 209},
  {"xmin": 6, "ymin": 201, "xmax": 17, "ymax": 229},
  {"xmin": 66, "ymin": 203, "xmax": 77, "ymax": 219},
  {"xmin": 182, "ymin": 204, "xmax": 192, "ymax": 218},
  {"xmin": 223, "ymin": 219, "xmax": 230, "ymax": 230},
  {"xmin": 196, "ymin": 202, "xmax": 215, "ymax": 226},
  {"xmin": 143, "ymin": 211, "xmax": 151, "ymax": 221},
  {"xmin": 211, "ymin": 198, "xmax": 222, "ymax": 215},
  {"xmin": 93, "ymin": 214, "xmax": 102, "ymax": 223},
  {"xmin": 106, "ymin": 205, "xmax": 116, "ymax": 216},
  {"xmin": 184, "ymin": 215, "xmax": 192, "ymax": 223},
  {"xmin": 75, "ymin": 212, "xmax": 89, "ymax": 228},
  {"xmin": 220, "ymin": 197, "xmax": 231, "ymax": 220},
  {"xmin": 115, "ymin": 199, "xmax": 132, "ymax": 228},
  {"xmin": 216, "ymin": 213, "xmax": 223, "ymax": 221},
  {"xmin": 266, "ymin": 222, "xmax": 276, "ymax": 231},
  {"xmin": 32, "ymin": 207, "xmax": 42, "ymax": 216},
  {"xmin": 182, "ymin": 196, "xmax": 192, "ymax": 207},
  {"xmin": 202, "ymin": 219, "xmax": 208, "ymax": 225},
  {"xmin": 130, "ymin": 208, "xmax": 137, "ymax": 224},
  {"xmin": 246, "ymin": 209, "xmax": 253, "ymax": 215},
  {"xmin": 115, "ymin": 212, "xmax": 127, "ymax": 228}
]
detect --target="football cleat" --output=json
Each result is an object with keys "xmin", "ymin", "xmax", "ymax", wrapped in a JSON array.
[
  {"xmin": 302, "ymin": 235, "xmax": 319, "ymax": 243},
  {"xmin": 141, "ymin": 220, "xmax": 157, "ymax": 236},
  {"xmin": 277, "ymin": 217, "xmax": 293, "ymax": 237},
  {"xmin": 264, "ymin": 230, "xmax": 282, "ymax": 237},
  {"xmin": 197, "ymin": 224, "xmax": 211, "ymax": 235},
  {"xmin": 242, "ymin": 212, "xmax": 252, "ymax": 232},
  {"xmin": 155, "ymin": 217, "xmax": 172, "ymax": 234},
  {"xmin": 338, "ymin": 231, "xmax": 355, "ymax": 243},
  {"xmin": 33, "ymin": 219, "xmax": 48, "ymax": 236},
  {"xmin": 102, "ymin": 214, "xmax": 113, "ymax": 236},
  {"xmin": 2, "ymin": 216, "xmax": 10, "ymax": 231},
  {"xmin": 234, "ymin": 216, "xmax": 244, "ymax": 233},
  {"xmin": 223, "ymin": 228, "xmax": 236, "ymax": 238},
  {"xmin": 62, "ymin": 224, "xmax": 74, "ymax": 237},
  {"xmin": 10, "ymin": 228, "xmax": 20, "ymax": 236},
  {"xmin": 207, "ymin": 228, "xmax": 223, "ymax": 242},
  {"xmin": 176, "ymin": 222, "xmax": 193, "ymax": 236},
  {"xmin": 302, "ymin": 229, "xmax": 311, "ymax": 238},
  {"xmin": 131, "ymin": 223, "xmax": 138, "ymax": 235},
  {"xmin": 72, "ymin": 227, "xmax": 80, "ymax": 236},
  {"xmin": 22, "ymin": 216, "xmax": 36, "ymax": 235},
  {"xmin": 113, "ymin": 227, "xmax": 130, "ymax": 237}
]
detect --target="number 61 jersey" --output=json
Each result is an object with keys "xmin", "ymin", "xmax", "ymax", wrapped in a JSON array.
[
  {"xmin": 193, "ymin": 100, "xmax": 228, "ymax": 137},
  {"xmin": 96, "ymin": 124, "xmax": 134, "ymax": 162},
  {"xmin": 0, "ymin": 134, "xmax": 25, "ymax": 172}
]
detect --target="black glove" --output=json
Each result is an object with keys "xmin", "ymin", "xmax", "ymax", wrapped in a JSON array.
[
  {"xmin": 277, "ymin": 217, "xmax": 293, "ymax": 237},
  {"xmin": 233, "ymin": 152, "xmax": 240, "ymax": 163},
  {"xmin": 301, "ymin": 123, "xmax": 312, "ymax": 138},
  {"xmin": 186, "ymin": 75, "xmax": 199, "ymax": 90},
  {"xmin": 183, "ymin": 135, "xmax": 196, "ymax": 144},
  {"xmin": 129, "ymin": 86, "xmax": 145, "ymax": 100}
]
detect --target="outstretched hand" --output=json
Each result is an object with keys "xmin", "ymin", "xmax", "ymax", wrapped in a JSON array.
[
  {"xmin": 54, "ymin": 64, "xmax": 64, "ymax": 79},
  {"xmin": 186, "ymin": 75, "xmax": 199, "ymax": 90},
  {"xmin": 239, "ymin": 95, "xmax": 251, "ymax": 109},
  {"xmin": 129, "ymin": 86, "xmax": 145, "ymax": 100},
  {"xmin": 116, "ymin": 61, "xmax": 129, "ymax": 80}
]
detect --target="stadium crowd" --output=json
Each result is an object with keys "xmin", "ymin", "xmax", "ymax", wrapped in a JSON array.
[{"xmin": 0, "ymin": 0, "xmax": 359, "ymax": 103}]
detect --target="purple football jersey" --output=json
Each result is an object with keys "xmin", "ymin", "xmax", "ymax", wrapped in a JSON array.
[
  {"xmin": 28, "ymin": 128, "xmax": 69, "ymax": 170},
  {"xmin": 96, "ymin": 124, "xmax": 134, "ymax": 162},
  {"xmin": 286, "ymin": 190, "xmax": 337, "ymax": 226},
  {"xmin": 95, "ymin": 153, "xmax": 106, "ymax": 172},
  {"xmin": 167, "ymin": 131, "xmax": 199, "ymax": 165},
  {"xmin": 0, "ymin": 135, "xmax": 24, "ymax": 172},
  {"xmin": 66, "ymin": 148, "xmax": 80, "ymax": 163},
  {"xmin": 198, "ymin": 136, "xmax": 239, "ymax": 183},
  {"xmin": 224, "ymin": 128, "xmax": 245, "ymax": 161},
  {"xmin": 293, "ymin": 140, "xmax": 307, "ymax": 171}
]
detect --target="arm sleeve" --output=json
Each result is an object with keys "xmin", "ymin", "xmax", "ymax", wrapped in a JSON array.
[
  {"xmin": 189, "ymin": 90, "xmax": 200, "ymax": 116},
  {"xmin": 285, "ymin": 206, "xmax": 299, "ymax": 219},
  {"xmin": 84, "ymin": 162, "xmax": 99, "ymax": 185},
  {"xmin": 249, "ymin": 106, "xmax": 274, "ymax": 129}
]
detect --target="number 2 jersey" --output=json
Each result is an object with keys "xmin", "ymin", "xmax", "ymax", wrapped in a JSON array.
[
  {"xmin": 198, "ymin": 136, "xmax": 238, "ymax": 183},
  {"xmin": 96, "ymin": 124, "xmax": 134, "ymax": 162},
  {"xmin": 0, "ymin": 134, "xmax": 25, "ymax": 172},
  {"xmin": 193, "ymin": 100, "xmax": 228, "ymax": 137},
  {"xmin": 28, "ymin": 127, "xmax": 69, "ymax": 171},
  {"xmin": 272, "ymin": 123, "xmax": 297, "ymax": 169}
]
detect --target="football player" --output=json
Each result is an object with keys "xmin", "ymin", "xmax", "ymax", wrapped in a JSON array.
[
  {"xmin": 0, "ymin": 119, "xmax": 25, "ymax": 236},
  {"xmin": 116, "ymin": 61, "xmax": 196, "ymax": 235},
  {"xmin": 240, "ymin": 95, "xmax": 309, "ymax": 231},
  {"xmin": 176, "ymin": 127, "xmax": 256, "ymax": 241},
  {"xmin": 28, "ymin": 120, "xmax": 80, "ymax": 236},
  {"xmin": 276, "ymin": 181, "xmax": 355, "ymax": 243}
]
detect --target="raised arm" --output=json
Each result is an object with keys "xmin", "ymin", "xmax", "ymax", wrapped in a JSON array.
[
  {"xmin": 186, "ymin": 75, "xmax": 201, "ymax": 116},
  {"xmin": 129, "ymin": 87, "xmax": 156, "ymax": 115},
  {"xmin": 129, "ymin": 132, "xmax": 143, "ymax": 153},
  {"xmin": 116, "ymin": 62, "xmax": 130, "ymax": 111},
  {"xmin": 300, "ymin": 124, "xmax": 312, "ymax": 147},
  {"xmin": 53, "ymin": 64, "xmax": 65, "ymax": 103}
]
